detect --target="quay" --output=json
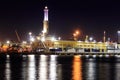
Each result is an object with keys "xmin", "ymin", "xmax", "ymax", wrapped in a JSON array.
[
  {"xmin": 0, "ymin": 52, "xmax": 120, "ymax": 58},
  {"xmin": 45, "ymin": 52, "xmax": 120, "ymax": 57}
]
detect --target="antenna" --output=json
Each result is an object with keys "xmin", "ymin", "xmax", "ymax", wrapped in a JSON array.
[{"xmin": 103, "ymin": 31, "xmax": 106, "ymax": 43}]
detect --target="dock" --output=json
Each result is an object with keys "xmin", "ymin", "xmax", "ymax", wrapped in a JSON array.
[{"xmin": 0, "ymin": 52, "xmax": 119, "ymax": 58}]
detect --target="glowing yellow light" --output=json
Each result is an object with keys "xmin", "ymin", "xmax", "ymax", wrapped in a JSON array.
[
  {"xmin": 37, "ymin": 37, "xmax": 40, "ymax": 40},
  {"xmin": 73, "ymin": 33, "xmax": 77, "ymax": 37}
]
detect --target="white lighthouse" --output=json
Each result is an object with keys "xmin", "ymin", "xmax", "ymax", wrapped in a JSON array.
[{"xmin": 43, "ymin": 6, "xmax": 49, "ymax": 36}]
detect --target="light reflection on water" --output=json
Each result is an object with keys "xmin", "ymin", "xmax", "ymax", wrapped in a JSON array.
[
  {"xmin": 5, "ymin": 55, "xmax": 11, "ymax": 80},
  {"xmin": 72, "ymin": 56, "xmax": 82, "ymax": 80},
  {"xmin": 115, "ymin": 58, "xmax": 120, "ymax": 80},
  {"xmin": 99, "ymin": 63, "xmax": 110, "ymax": 80},
  {"xmin": 21, "ymin": 55, "xmax": 27, "ymax": 80},
  {"xmin": 57, "ymin": 64, "xmax": 62, "ymax": 80},
  {"xmin": 49, "ymin": 55, "xmax": 57, "ymax": 80},
  {"xmin": 1, "ymin": 55, "xmax": 120, "ymax": 80},
  {"xmin": 84, "ymin": 58, "xmax": 97, "ymax": 80},
  {"xmin": 27, "ymin": 55, "xmax": 36, "ymax": 80},
  {"xmin": 39, "ymin": 55, "xmax": 48, "ymax": 80}
]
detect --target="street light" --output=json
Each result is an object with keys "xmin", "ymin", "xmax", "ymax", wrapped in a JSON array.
[
  {"xmin": 37, "ymin": 37, "xmax": 40, "ymax": 40},
  {"xmin": 75, "ymin": 30, "xmax": 80, "ymax": 35},
  {"xmin": 6, "ymin": 40, "xmax": 10, "ymax": 44},
  {"xmin": 30, "ymin": 37, "xmax": 35, "ymax": 42},
  {"xmin": 28, "ymin": 32, "xmax": 35, "ymax": 44},
  {"xmin": 89, "ymin": 37, "xmax": 93, "ymax": 42},
  {"xmin": 29, "ymin": 32, "xmax": 32, "ymax": 36},
  {"xmin": 51, "ymin": 36, "xmax": 56, "ymax": 41},
  {"xmin": 58, "ymin": 37, "xmax": 61, "ymax": 40},
  {"xmin": 73, "ymin": 30, "xmax": 80, "ymax": 41}
]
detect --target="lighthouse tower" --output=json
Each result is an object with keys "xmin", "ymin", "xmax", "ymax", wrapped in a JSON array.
[{"xmin": 43, "ymin": 6, "xmax": 49, "ymax": 37}]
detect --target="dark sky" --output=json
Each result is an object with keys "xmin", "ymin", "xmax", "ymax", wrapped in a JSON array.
[{"xmin": 0, "ymin": 0, "xmax": 120, "ymax": 42}]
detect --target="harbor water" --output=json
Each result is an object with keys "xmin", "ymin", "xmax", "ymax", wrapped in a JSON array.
[{"xmin": 0, "ymin": 54, "xmax": 120, "ymax": 80}]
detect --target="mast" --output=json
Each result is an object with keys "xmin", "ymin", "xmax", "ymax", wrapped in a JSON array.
[{"xmin": 103, "ymin": 31, "xmax": 106, "ymax": 43}]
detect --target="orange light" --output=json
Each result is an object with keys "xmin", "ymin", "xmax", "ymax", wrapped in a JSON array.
[
  {"xmin": 75, "ymin": 30, "xmax": 80, "ymax": 35},
  {"xmin": 73, "ymin": 33, "xmax": 77, "ymax": 37},
  {"xmin": 2, "ymin": 45, "xmax": 9, "ymax": 52},
  {"xmin": 72, "ymin": 56, "xmax": 82, "ymax": 80}
]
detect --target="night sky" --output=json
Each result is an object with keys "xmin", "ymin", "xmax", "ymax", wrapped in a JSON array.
[{"xmin": 0, "ymin": 0, "xmax": 120, "ymax": 42}]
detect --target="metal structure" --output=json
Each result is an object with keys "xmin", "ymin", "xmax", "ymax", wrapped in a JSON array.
[{"xmin": 15, "ymin": 30, "xmax": 21, "ymax": 42}]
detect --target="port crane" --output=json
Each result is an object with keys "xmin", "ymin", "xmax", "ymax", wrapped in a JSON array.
[{"xmin": 15, "ymin": 30, "xmax": 21, "ymax": 42}]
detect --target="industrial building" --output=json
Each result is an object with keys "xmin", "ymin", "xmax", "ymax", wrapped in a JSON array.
[{"xmin": 29, "ymin": 6, "xmax": 119, "ymax": 53}]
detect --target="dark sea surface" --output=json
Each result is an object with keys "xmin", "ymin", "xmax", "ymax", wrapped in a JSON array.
[{"xmin": 0, "ymin": 54, "xmax": 120, "ymax": 80}]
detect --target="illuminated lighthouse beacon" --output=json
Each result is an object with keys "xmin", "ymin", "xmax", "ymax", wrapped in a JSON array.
[{"xmin": 42, "ymin": 6, "xmax": 49, "ymax": 39}]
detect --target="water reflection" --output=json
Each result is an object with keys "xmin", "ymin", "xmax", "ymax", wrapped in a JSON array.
[
  {"xmin": 57, "ymin": 64, "xmax": 62, "ymax": 80},
  {"xmin": 98, "ymin": 58, "xmax": 111, "ymax": 80},
  {"xmin": 115, "ymin": 58, "xmax": 120, "ymax": 80},
  {"xmin": 5, "ymin": 55, "xmax": 11, "ymax": 80},
  {"xmin": 83, "ymin": 58, "xmax": 97, "ymax": 80},
  {"xmin": 49, "ymin": 55, "xmax": 57, "ymax": 80},
  {"xmin": 88, "ymin": 59, "xmax": 96, "ymax": 80},
  {"xmin": 27, "ymin": 55, "xmax": 36, "ymax": 80},
  {"xmin": 72, "ymin": 56, "xmax": 82, "ymax": 80},
  {"xmin": 1, "ymin": 54, "xmax": 120, "ymax": 80},
  {"xmin": 39, "ymin": 55, "xmax": 48, "ymax": 80},
  {"xmin": 21, "ymin": 55, "xmax": 27, "ymax": 80}
]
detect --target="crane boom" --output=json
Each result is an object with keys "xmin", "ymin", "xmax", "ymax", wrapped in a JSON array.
[{"xmin": 15, "ymin": 30, "xmax": 21, "ymax": 42}]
